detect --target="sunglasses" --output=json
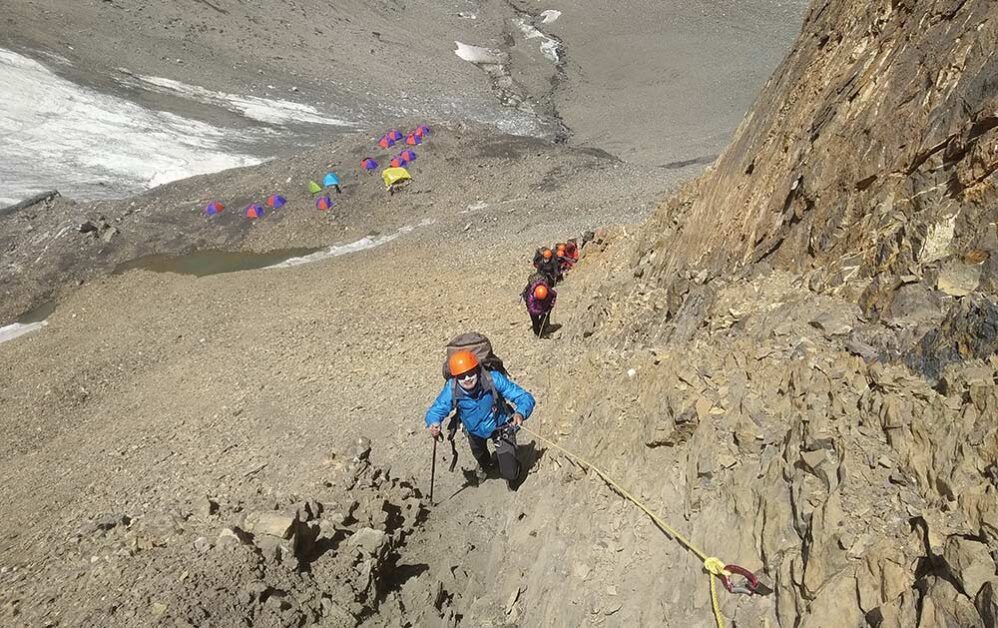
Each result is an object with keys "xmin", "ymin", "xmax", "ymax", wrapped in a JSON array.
[{"xmin": 457, "ymin": 370, "xmax": 478, "ymax": 381}]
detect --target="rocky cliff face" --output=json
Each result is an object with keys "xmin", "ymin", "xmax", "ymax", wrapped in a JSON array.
[
  {"xmin": 637, "ymin": 0, "xmax": 998, "ymax": 305},
  {"xmin": 466, "ymin": 2, "xmax": 998, "ymax": 626}
]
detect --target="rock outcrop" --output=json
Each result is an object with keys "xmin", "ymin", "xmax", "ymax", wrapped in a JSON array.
[
  {"xmin": 1, "ymin": 439, "xmax": 427, "ymax": 627},
  {"xmin": 631, "ymin": 0, "xmax": 998, "ymax": 315},
  {"xmin": 453, "ymin": 1, "xmax": 998, "ymax": 626}
]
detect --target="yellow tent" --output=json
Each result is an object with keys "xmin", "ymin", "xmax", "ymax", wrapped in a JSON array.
[{"xmin": 382, "ymin": 167, "xmax": 412, "ymax": 188}]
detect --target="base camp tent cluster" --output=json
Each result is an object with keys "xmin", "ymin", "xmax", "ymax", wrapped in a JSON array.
[
  {"xmin": 203, "ymin": 123, "xmax": 433, "ymax": 219},
  {"xmin": 367, "ymin": 124, "xmax": 431, "ymax": 192}
]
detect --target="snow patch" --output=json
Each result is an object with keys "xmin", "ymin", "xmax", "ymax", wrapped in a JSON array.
[
  {"xmin": 126, "ymin": 74, "xmax": 351, "ymax": 127},
  {"xmin": 540, "ymin": 10, "xmax": 561, "ymax": 24},
  {"xmin": 268, "ymin": 220, "xmax": 433, "ymax": 269},
  {"xmin": 454, "ymin": 42, "xmax": 505, "ymax": 65},
  {"xmin": 269, "ymin": 231, "xmax": 402, "ymax": 269},
  {"xmin": 514, "ymin": 20, "xmax": 561, "ymax": 63},
  {"xmin": 539, "ymin": 40, "xmax": 561, "ymax": 63},
  {"xmin": 462, "ymin": 201, "xmax": 489, "ymax": 213},
  {"xmin": 0, "ymin": 321, "xmax": 47, "ymax": 345},
  {"xmin": 0, "ymin": 49, "xmax": 262, "ymax": 205}
]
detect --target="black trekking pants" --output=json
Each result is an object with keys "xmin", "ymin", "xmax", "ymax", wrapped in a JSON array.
[
  {"xmin": 530, "ymin": 313, "xmax": 546, "ymax": 337},
  {"xmin": 467, "ymin": 429, "xmax": 520, "ymax": 481}
]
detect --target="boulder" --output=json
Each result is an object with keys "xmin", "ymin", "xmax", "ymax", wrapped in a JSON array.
[
  {"xmin": 347, "ymin": 527, "xmax": 387, "ymax": 557},
  {"xmin": 193, "ymin": 536, "xmax": 212, "ymax": 553},
  {"xmin": 942, "ymin": 536, "xmax": 996, "ymax": 598},
  {"xmin": 245, "ymin": 512, "xmax": 296, "ymax": 539},
  {"xmin": 216, "ymin": 527, "xmax": 250, "ymax": 549},
  {"xmin": 937, "ymin": 258, "xmax": 982, "ymax": 297}
]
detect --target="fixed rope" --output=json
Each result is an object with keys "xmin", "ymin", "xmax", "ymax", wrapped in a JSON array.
[{"xmin": 520, "ymin": 424, "xmax": 747, "ymax": 628}]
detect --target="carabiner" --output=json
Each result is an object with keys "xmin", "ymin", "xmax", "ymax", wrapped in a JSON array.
[{"xmin": 721, "ymin": 564, "xmax": 760, "ymax": 596}]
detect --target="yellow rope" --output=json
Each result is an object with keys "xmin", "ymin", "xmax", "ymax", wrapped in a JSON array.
[{"xmin": 521, "ymin": 425, "xmax": 731, "ymax": 628}]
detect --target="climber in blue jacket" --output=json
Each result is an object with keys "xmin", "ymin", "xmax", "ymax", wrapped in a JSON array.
[{"xmin": 425, "ymin": 350, "xmax": 535, "ymax": 489}]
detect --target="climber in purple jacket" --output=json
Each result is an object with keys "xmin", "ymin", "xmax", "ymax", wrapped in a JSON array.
[{"xmin": 522, "ymin": 274, "xmax": 557, "ymax": 337}]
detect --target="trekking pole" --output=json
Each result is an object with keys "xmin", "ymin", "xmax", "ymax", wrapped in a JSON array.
[
  {"xmin": 540, "ymin": 312, "xmax": 550, "ymax": 337},
  {"xmin": 430, "ymin": 436, "xmax": 438, "ymax": 505}
]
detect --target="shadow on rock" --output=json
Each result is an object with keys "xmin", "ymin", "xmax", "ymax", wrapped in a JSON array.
[{"xmin": 904, "ymin": 295, "xmax": 998, "ymax": 381}]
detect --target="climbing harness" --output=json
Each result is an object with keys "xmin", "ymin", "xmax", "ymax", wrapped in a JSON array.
[{"xmin": 520, "ymin": 425, "xmax": 766, "ymax": 628}]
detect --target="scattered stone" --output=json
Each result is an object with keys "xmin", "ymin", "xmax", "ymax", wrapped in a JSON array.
[
  {"xmin": 88, "ymin": 513, "xmax": 130, "ymax": 533},
  {"xmin": 245, "ymin": 512, "xmax": 296, "ymax": 539},
  {"xmin": 845, "ymin": 334, "xmax": 879, "ymax": 361},
  {"xmin": 199, "ymin": 497, "xmax": 219, "ymax": 519},
  {"xmin": 347, "ymin": 527, "xmax": 386, "ymax": 557},
  {"xmin": 193, "ymin": 536, "xmax": 212, "ymax": 554},
  {"xmin": 255, "ymin": 535, "xmax": 293, "ymax": 564},
  {"xmin": 101, "ymin": 226, "xmax": 120, "ymax": 243},
  {"xmin": 351, "ymin": 437, "xmax": 372, "ymax": 461},
  {"xmin": 809, "ymin": 311, "xmax": 854, "ymax": 337},
  {"xmin": 888, "ymin": 469, "xmax": 909, "ymax": 486},
  {"xmin": 504, "ymin": 585, "xmax": 523, "ymax": 615},
  {"xmin": 216, "ymin": 527, "xmax": 250, "ymax": 548}
]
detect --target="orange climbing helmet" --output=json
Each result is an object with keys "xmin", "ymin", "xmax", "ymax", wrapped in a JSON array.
[
  {"xmin": 533, "ymin": 284, "xmax": 550, "ymax": 300},
  {"xmin": 448, "ymin": 350, "xmax": 479, "ymax": 377},
  {"xmin": 556, "ymin": 243, "xmax": 566, "ymax": 255},
  {"xmin": 542, "ymin": 248, "xmax": 553, "ymax": 260}
]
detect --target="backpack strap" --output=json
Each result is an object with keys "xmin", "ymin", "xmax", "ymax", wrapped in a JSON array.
[
  {"xmin": 481, "ymin": 370, "xmax": 513, "ymax": 420},
  {"xmin": 449, "ymin": 371, "xmax": 510, "ymax": 425}
]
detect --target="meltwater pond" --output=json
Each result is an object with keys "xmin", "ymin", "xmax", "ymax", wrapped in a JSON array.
[{"xmin": 113, "ymin": 247, "xmax": 322, "ymax": 277}]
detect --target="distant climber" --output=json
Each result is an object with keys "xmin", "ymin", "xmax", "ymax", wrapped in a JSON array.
[
  {"xmin": 425, "ymin": 348, "xmax": 535, "ymax": 490},
  {"xmin": 532, "ymin": 247, "xmax": 559, "ymax": 285},
  {"xmin": 554, "ymin": 242, "xmax": 569, "ymax": 274},
  {"xmin": 564, "ymin": 239, "xmax": 580, "ymax": 267},
  {"xmin": 522, "ymin": 273, "xmax": 557, "ymax": 337}
]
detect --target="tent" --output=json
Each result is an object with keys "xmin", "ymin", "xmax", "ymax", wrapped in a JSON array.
[
  {"xmin": 399, "ymin": 149, "xmax": 417, "ymax": 162},
  {"xmin": 245, "ymin": 204, "xmax": 265, "ymax": 219},
  {"xmin": 204, "ymin": 201, "xmax": 224, "ymax": 216},
  {"xmin": 308, "ymin": 181, "xmax": 322, "ymax": 194},
  {"xmin": 361, "ymin": 158, "xmax": 379, "ymax": 171},
  {"xmin": 378, "ymin": 135, "xmax": 396, "ymax": 149},
  {"xmin": 405, "ymin": 133, "xmax": 422, "ymax": 146},
  {"xmin": 315, "ymin": 195, "xmax": 334, "ymax": 210},
  {"xmin": 323, "ymin": 172, "xmax": 340, "ymax": 187},
  {"xmin": 266, "ymin": 194, "xmax": 286, "ymax": 209},
  {"xmin": 390, "ymin": 157, "xmax": 403, "ymax": 168},
  {"xmin": 415, "ymin": 124, "xmax": 431, "ymax": 138},
  {"xmin": 387, "ymin": 129, "xmax": 404, "ymax": 141},
  {"xmin": 382, "ymin": 167, "xmax": 412, "ymax": 188}
]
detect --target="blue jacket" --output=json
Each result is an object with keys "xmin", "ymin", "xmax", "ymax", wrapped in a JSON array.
[{"xmin": 425, "ymin": 371, "xmax": 536, "ymax": 438}]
